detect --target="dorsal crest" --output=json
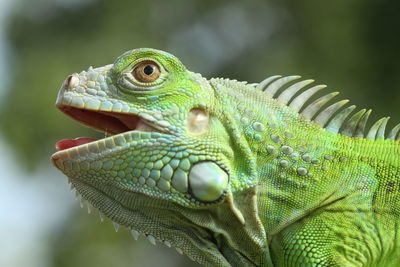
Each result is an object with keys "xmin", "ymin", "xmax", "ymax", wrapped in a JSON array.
[{"xmin": 255, "ymin": 75, "xmax": 399, "ymax": 141}]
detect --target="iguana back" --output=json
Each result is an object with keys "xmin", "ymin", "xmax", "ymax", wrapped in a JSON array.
[{"xmin": 213, "ymin": 77, "xmax": 400, "ymax": 266}]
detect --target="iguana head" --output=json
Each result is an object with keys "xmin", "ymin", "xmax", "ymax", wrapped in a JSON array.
[{"xmin": 51, "ymin": 48, "xmax": 267, "ymax": 266}]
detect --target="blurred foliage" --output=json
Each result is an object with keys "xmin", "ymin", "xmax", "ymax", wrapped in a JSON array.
[{"xmin": 1, "ymin": 0, "xmax": 400, "ymax": 266}]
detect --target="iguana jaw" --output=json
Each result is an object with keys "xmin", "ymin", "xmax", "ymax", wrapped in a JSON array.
[
  {"xmin": 69, "ymin": 176, "xmax": 231, "ymax": 266},
  {"xmin": 52, "ymin": 103, "xmax": 169, "ymax": 161}
]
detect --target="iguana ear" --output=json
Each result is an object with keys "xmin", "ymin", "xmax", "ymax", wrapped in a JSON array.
[{"xmin": 187, "ymin": 108, "xmax": 209, "ymax": 135}]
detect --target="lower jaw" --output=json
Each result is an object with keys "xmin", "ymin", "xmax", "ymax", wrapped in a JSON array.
[
  {"xmin": 69, "ymin": 178, "xmax": 216, "ymax": 264},
  {"xmin": 71, "ymin": 178, "xmax": 164, "ymax": 231}
]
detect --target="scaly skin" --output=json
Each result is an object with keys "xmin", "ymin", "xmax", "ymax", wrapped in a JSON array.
[{"xmin": 51, "ymin": 48, "xmax": 400, "ymax": 266}]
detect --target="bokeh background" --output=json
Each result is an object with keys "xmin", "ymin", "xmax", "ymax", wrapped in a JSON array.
[{"xmin": 1, "ymin": 0, "xmax": 400, "ymax": 266}]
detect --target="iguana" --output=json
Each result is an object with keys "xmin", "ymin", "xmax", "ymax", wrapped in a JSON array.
[{"xmin": 51, "ymin": 48, "xmax": 400, "ymax": 266}]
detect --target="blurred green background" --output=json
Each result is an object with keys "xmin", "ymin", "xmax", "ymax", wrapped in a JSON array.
[{"xmin": 1, "ymin": 0, "xmax": 399, "ymax": 266}]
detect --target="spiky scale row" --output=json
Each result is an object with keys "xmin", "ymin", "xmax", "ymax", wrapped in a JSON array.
[
  {"xmin": 302, "ymin": 92, "xmax": 339, "ymax": 120},
  {"xmin": 314, "ymin": 100, "xmax": 349, "ymax": 127},
  {"xmin": 256, "ymin": 75, "xmax": 281, "ymax": 92},
  {"xmin": 366, "ymin": 117, "xmax": 390, "ymax": 140},
  {"xmin": 354, "ymin": 110, "xmax": 372, "ymax": 138},
  {"xmin": 325, "ymin": 105, "xmax": 356, "ymax": 133},
  {"xmin": 277, "ymin": 79, "xmax": 315, "ymax": 104},
  {"xmin": 341, "ymin": 109, "xmax": 369, "ymax": 138},
  {"xmin": 388, "ymin": 124, "xmax": 400, "ymax": 140},
  {"xmin": 290, "ymin": 85, "xmax": 327, "ymax": 112},
  {"xmin": 256, "ymin": 75, "xmax": 400, "ymax": 141},
  {"xmin": 262, "ymin": 75, "xmax": 301, "ymax": 96}
]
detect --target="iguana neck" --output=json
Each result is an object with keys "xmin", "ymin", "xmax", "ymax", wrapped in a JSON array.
[{"xmin": 211, "ymin": 78, "xmax": 387, "ymax": 235}]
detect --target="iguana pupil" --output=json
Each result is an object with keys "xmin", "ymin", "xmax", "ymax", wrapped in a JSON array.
[{"xmin": 143, "ymin": 64, "xmax": 154, "ymax": 75}]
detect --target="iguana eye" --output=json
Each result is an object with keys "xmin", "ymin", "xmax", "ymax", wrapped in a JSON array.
[{"xmin": 131, "ymin": 60, "xmax": 161, "ymax": 83}]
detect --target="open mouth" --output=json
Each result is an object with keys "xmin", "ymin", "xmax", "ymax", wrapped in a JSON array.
[{"xmin": 55, "ymin": 105, "xmax": 159, "ymax": 152}]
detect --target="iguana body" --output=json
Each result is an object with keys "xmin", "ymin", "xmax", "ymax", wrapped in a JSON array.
[{"xmin": 51, "ymin": 48, "xmax": 400, "ymax": 266}]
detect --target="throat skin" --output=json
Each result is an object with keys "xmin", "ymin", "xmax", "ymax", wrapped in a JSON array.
[{"xmin": 212, "ymin": 78, "xmax": 400, "ymax": 265}]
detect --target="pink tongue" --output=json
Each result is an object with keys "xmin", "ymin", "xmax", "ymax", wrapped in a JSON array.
[{"xmin": 55, "ymin": 137, "xmax": 97, "ymax": 151}]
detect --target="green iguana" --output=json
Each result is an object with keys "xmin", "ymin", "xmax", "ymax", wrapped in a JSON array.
[{"xmin": 51, "ymin": 48, "xmax": 400, "ymax": 266}]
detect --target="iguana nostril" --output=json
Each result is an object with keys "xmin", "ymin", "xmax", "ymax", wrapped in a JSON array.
[{"xmin": 64, "ymin": 74, "xmax": 79, "ymax": 90}]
